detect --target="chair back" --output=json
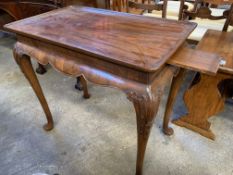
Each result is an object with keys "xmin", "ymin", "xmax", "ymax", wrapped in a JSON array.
[
  {"xmin": 179, "ymin": 0, "xmax": 233, "ymax": 31},
  {"xmin": 106, "ymin": 0, "xmax": 167, "ymax": 18},
  {"xmin": 111, "ymin": 0, "xmax": 126, "ymax": 11},
  {"xmin": 126, "ymin": 0, "xmax": 167, "ymax": 18}
]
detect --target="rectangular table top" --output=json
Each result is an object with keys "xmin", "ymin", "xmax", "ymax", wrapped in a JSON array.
[
  {"xmin": 197, "ymin": 30, "xmax": 233, "ymax": 75},
  {"xmin": 4, "ymin": 6, "xmax": 196, "ymax": 72},
  {"xmin": 203, "ymin": 0, "xmax": 233, "ymax": 4}
]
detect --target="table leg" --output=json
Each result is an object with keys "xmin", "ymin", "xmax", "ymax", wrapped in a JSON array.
[
  {"xmin": 129, "ymin": 94, "xmax": 159, "ymax": 175},
  {"xmin": 80, "ymin": 76, "xmax": 90, "ymax": 99},
  {"xmin": 162, "ymin": 68, "xmax": 186, "ymax": 135},
  {"xmin": 75, "ymin": 76, "xmax": 90, "ymax": 99},
  {"xmin": 13, "ymin": 48, "xmax": 54, "ymax": 131},
  {"xmin": 75, "ymin": 76, "xmax": 83, "ymax": 91},
  {"xmin": 127, "ymin": 66, "xmax": 176, "ymax": 175},
  {"xmin": 13, "ymin": 39, "xmax": 176, "ymax": 174},
  {"xmin": 36, "ymin": 63, "xmax": 47, "ymax": 74}
]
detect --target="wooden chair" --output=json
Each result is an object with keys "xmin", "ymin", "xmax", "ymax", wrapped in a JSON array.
[
  {"xmin": 126, "ymin": 0, "xmax": 167, "ymax": 17},
  {"xmin": 179, "ymin": 0, "xmax": 233, "ymax": 43},
  {"xmin": 107, "ymin": 0, "xmax": 167, "ymax": 17},
  {"xmin": 144, "ymin": 0, "xmax": 194, "ymax": 20},
  {"xmin": 111, "ymin": 0, "xmax": 126, "ymax": 12}
]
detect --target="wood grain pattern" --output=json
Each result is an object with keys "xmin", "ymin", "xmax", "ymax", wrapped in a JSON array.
[
  {"xmin": 0, "ymin": 0, "xmax": 109, "ymax": 96},
  {"xmin": 197, "ymin": 30, "xmax": 233, "ymax": 75},
  {"xmin": 167, "ymin": 47, "xmax": 221, "ymax": 75},
  {"xmin": 173, "ymin": 30, "xmax": 233, "ymax": 140},
  {"xmin": 173, "ymin": 73, "xmax": 232, "ymax": 140},
  {"xmin": 4, "ymin": 6, "xmax": 196, "ymax": 72},
  {"xmin": 13, "ymin": 38, "xmax": 177, "ymax": 175},
  {"xmin": 6, "ymin": 6, "xmax": 197, "ymax": 175}
]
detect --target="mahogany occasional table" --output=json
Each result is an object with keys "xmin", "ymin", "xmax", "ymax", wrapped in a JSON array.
[{"xmin": 4, "ymin": 6, "xmax": 205, "ymax": 175}]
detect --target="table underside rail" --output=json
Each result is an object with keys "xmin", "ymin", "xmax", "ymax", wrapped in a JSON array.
[{"xmin": 13, "ymin": 38, "xmax": 177, "ymax": 175}]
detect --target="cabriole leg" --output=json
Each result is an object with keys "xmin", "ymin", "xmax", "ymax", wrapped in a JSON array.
[
  {"xmin": 127, "ymin": 66, "xmax": 176, "ymax": 175},
  {"xmin": 127, "ymin": 90, "xmax": 162, "ymax": 175},
  {"xmin": 13, "ymin": 48, "xmax": 54, "ymax": 131}
]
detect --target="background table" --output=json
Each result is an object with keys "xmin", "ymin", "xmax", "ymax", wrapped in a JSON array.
[{"xmin": 173, "ymin": 30, "xmax": 233, "ymax": 140}]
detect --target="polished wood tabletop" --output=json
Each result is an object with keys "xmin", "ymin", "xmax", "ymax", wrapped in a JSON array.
[
  {"xmin": 197, "ymin": 30, "xmax": 233, "ymax": 75},
  {"xmin": 164, "ymin": 29, "xmax": 233, "ymax": 140},
  {"xmin": 4, "ymin": 6, "xmax": 213, "ymax": 175},
  {"xmin": 5, "ymin": 6, "xmax": 196, "ymax": 72}
]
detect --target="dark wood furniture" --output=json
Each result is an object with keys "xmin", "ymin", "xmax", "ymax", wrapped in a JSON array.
[
  {"xmin": 108, "ymin": 0, "xmax": 168, "ymax": 17},
  {"xmin": 4, "ymin": 6, "xmax": 223, "ymax": 174},
  {"xmin": 179, "ymin": 0, "xmax": 233, "ymax": 28},
  {"xmin": 0, "ymin": 0, "xmax": 61, "ymax": 74},
  {"xmin": 0, "ymin": 0, "xmax": 99, "ymax": 20},
  {"xmin": 126, "ymin": 0, "xmax": 167, "ymax": 17},
  {"xmin": 4, "ymin": 6, "xmax": 197, "ymax": 175},
  {"xmin": 0, "ymin": 0, "xmax": 100, "ymax": 85},
  {"xmin": 0, "ymin": 0, "xmax": 107, "ymax": 24},
  {"xmin": 178, "ymin": 0, "xmax": 233, "ymax": 43},
  {"xmin": 75, "ymin": 0, "xmax": 169, "ymax": 90},
  {"xmin": 0, "ymin": 0, "xmax": 61, "ymax": 25}
]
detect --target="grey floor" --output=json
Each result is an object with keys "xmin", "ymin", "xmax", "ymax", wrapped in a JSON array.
[{"xmin": 0, "ymin": 31, "xmax": 233, "ymax": 175}]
